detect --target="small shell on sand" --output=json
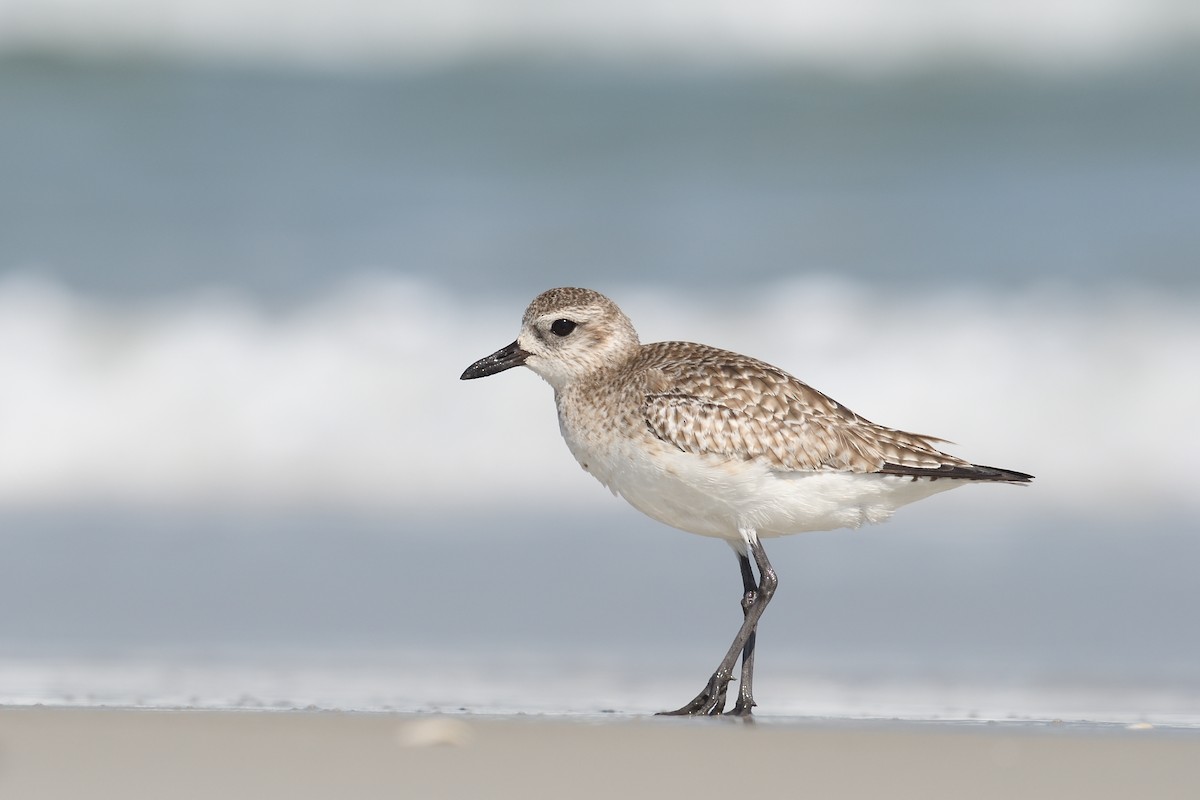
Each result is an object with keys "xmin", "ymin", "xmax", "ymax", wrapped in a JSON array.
[{"xmin": 396, "ymin": 717, "xmax": 474, "ymax": 747}]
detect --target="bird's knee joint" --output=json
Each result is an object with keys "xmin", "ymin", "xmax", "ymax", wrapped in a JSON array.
[{"xmin": 740, "ymin": 590, "xmax": 757, "ymax": 612}]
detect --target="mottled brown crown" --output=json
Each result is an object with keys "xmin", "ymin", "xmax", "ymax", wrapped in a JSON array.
[{"xmin": 522, "ymin": 287, "xmax": 622, "ymax": 327}]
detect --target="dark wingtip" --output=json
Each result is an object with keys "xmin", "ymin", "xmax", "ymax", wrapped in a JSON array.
[
  {"xmin": 975, "ymin": 465, "xmax": 1035, "ymax": 483},
  {"xmin": 879, "ymin": 462, "xmax": 1034, "ymax": 483}
]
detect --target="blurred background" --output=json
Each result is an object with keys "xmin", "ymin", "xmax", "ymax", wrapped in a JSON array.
[{"xmin": 0, "ymin": 0, "xmax": 1198, "ymax": 720}]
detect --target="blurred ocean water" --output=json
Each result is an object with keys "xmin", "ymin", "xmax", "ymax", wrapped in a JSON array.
[
  {"xmin": 3, "ymin": 55, "xmax": 1199, "ymax": 300},
  {"xmin": 0, "ymin": 3, "xmax": 1198, "ymax": 717},
  {"xmin": 1, "ymin": 507, "xmax": 1197, "ymax": 722}
]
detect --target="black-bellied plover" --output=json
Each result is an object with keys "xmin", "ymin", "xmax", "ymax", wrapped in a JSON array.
[{"xmin": 461, "ymin": 287, "xmax": 1032, "ymax": 716}]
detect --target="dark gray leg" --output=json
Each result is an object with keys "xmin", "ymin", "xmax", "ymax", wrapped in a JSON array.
[
  {"xmin": 658, "ymin": 538, "xmax": 777, "ymax": 716},
  {"xmin": 729, "ymin": 553, "xmax": 759, "ymax": 716}
]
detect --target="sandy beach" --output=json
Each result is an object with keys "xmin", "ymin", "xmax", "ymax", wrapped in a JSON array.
[{"xmin": 0, "ymin": 707, "xmax": 1195, "ymax": 800}]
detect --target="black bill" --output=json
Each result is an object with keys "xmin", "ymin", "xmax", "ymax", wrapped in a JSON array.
[{"xmin": 460, "ymin": 340, "xmax": 530, "ymax": 380}]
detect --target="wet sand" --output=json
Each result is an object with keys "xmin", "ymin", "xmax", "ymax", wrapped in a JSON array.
[{"xmin": 0, "ymin": 707, "xmax": 1196, "ymax": 800}]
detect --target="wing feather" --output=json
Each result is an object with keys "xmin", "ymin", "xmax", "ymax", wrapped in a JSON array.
[{"xmin": 637, "ymin": 342, "xmax": 975, "ymax": 476}]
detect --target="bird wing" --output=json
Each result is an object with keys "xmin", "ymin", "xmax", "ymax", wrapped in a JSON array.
[{"xmin": 638, "ymin": 342, "xmax": 970, "ymax": 475}]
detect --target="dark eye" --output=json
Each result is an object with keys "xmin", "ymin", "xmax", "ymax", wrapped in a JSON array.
[{"xmin": 550, "ymin": 319, "xmax": 577, "ymax": 337}]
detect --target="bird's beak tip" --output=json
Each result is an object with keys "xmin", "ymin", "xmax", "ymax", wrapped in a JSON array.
[{"xmin": 461, "ymin": 340, "xmax": 529, "ymax": 380}]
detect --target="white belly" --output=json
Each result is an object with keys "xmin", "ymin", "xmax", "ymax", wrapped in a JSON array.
[{"xmin": 564, "ymin": 429, "xmax": 962, "ymax": 545}]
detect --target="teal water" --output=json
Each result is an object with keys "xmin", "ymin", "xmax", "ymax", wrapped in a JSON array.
[{"xmin": 2, "ymin": 56, "xmax": 1198, "ymax": 300}]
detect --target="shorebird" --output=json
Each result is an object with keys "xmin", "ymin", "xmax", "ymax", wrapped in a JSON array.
[{"xmin": 460, "ymin": 287, "xmax": 1032, "ymax": 716}]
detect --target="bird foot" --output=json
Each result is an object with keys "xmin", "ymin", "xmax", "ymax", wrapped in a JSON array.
[
  {"xmin": 656, "ymin": 673, "xmax": 731, "ymax": 716},
  {"xmin": 728, "ymin": 697, "xmax": 756, "ymax": 718}
]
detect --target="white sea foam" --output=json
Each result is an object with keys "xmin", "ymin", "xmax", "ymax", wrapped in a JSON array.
[
  {"xmin": 1, "ymin": 0, "xmax": 1198, "ymax": 72},
  {"xmin": 2, "ymin": 651, "xmax": 1197, "ymax": 725},
  {"xmin": 0, "ymin": 273, "xmax": 1196, "ymax": 518}
]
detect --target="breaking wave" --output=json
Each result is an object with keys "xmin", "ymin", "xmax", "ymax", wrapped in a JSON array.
[
  {"xmin": 2, "ymin": 0, "xmax": 1199, "ymax": 72},
  {"xmin": 0, "ymin": 273, "xmax": 1195, "ymax": 518}
]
